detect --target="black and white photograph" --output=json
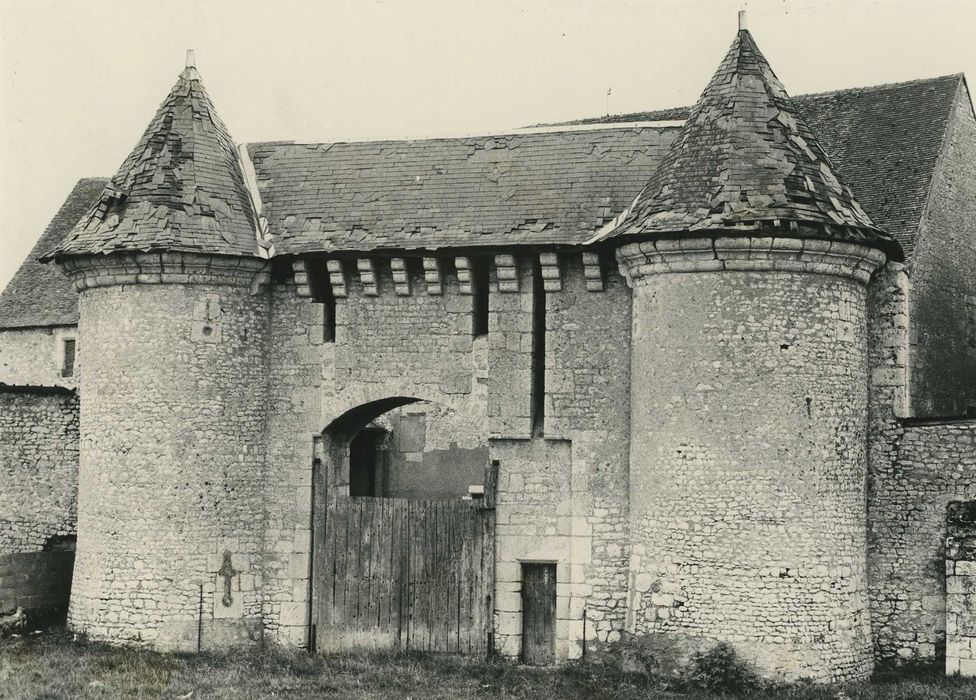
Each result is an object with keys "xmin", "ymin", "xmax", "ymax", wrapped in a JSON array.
[{"xmin": 1, "ymin": 0, "xmax": 974, "ymax": 697}]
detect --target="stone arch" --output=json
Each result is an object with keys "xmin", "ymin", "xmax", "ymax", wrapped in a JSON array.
[{"xmin": 316, "ymin": 396, "xmax": 424, "ymax": 499}]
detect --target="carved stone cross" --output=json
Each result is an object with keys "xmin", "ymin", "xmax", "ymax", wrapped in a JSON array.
[{"xmin": 217, "ymin": 551, "xmax": 238, "ymax": 608}]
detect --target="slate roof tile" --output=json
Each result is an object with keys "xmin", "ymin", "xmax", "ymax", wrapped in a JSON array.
[
  {"xmin": 548, "ymin": 74, "xmax": 963, "ymax": 257},
  {"xmin": 3, "ymin": 68, "xmax": 962, "ymax": 327},
  {"xmin": 42, "ymin": 66, "xmax": 260, "ymax": 261},
  {"xmin": 605, "ymin": 28, "xmax": 901, "ymax": 259},
  {"xmin": 0, "ymin": 178, "xmax": 107, "ymax": 328}
]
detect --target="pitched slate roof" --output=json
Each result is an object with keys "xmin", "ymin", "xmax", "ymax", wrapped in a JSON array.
[
  {"xmin": 3, "ymin": 68, "xmax": 960, "ymax": 328},
  {"xmin": 0, "ymin": 178, "xmax": 107, "ymax": 328},
  {"xmin": 603, "ymin": 28, "xmax": 899, "ymax": 259},
  {"xmin": 42, "ymin": 65, "xmax": 260, "ymax": 262},
  {"xmin": 551, "ymin": 74, "xmax": 964, "ymax": 258},
  {"xmin": 248, "ymin": 128, "xmax": 675, "ymax": 255}
]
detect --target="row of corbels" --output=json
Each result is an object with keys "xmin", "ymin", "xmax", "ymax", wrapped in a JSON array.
[{"xmin": 292, "ymin": 252, "xmax": 605, "ymax": 299}]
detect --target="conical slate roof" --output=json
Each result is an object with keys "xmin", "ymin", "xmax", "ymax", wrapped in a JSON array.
[
  {"xmin": 44, "ymin": 60, "xmax": 260, "ymax": 261},
  {"xmin": 607, "ymin": 26, "xmax": 902, "ymax": 260}
]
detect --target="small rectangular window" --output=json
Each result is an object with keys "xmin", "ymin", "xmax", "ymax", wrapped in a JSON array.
[
  {"xmin": 61, "ymin": 338, "xmax": 76, "ymax": 378},
  {"xmin": 471, "ymin": 258, "xmax": 490, "ymax": 337}
]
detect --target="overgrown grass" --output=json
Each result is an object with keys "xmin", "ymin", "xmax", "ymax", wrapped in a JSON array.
[{"xmin": 2, "ymin": 628, "xmax": 976, "ymax": 699}]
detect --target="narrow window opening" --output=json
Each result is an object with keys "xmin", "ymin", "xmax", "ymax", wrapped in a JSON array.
[
  {"xmin": 472, "ymin": 257, "xmax": 490, "ymax": 337},
  {"xmin": 531, "ymin": 258, "xmax": 546, "ymax": 435},
  {"xmin": 309, "ymin": 260, "xmax": 336, "ymax": 343},
  {"xmin": 61, "ymin": 339, "xmax": 76, "ymax": 378}
]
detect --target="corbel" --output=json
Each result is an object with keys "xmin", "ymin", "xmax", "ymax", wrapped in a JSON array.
[
  {"xmin": 326, "ymin": 259, "xmax": 347, "ymax": 298},
  {"xmin": 423, "ymin": 257, "xmax": 443, "ymax": 295},
  {"xmin": 582, "ymin": 252, "xmax": 604, "ymax": 292},
  {"xmin": 539, "ymin": 253, "xmax": 561, "ymax": 292},
  {"xmin": 495, "ymin": 254, "xmax": 519, "ymax": 293},
  {"xmin": 357, "ymin": 258, "xmax": 378, "ymax": 296}
]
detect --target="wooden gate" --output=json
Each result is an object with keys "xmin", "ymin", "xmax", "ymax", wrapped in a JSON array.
[{"xmin": 312, "ymin": 465, "xmax": 496, "ymax": 655}]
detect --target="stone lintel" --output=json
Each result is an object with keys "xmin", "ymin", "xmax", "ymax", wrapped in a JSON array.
[{"xmin": 616, "ymin": 236, "xmax": 887, "ymax": 287}]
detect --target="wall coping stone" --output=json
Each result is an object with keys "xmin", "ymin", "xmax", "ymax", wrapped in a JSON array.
[
  {"xmin": 59, "ymin": 253, "xmax": 272, "ymax": 292},
  {"xmin": 616, "ymin": 236, "xmax": 887, "ymax": 286}
]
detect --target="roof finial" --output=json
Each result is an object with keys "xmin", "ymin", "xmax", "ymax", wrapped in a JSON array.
[
  {"xmin": 186, "ymin": 49, "xmax": 196, "ymax": 69},
  {"xmin": 738, "ymin": 10, "xmax": 748, "ymax": 31}
]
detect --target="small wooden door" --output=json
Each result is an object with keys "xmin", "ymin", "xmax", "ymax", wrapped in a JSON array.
[{"xmin": 521, "ymin": 563, "xmax": 556, "ymax": 664}]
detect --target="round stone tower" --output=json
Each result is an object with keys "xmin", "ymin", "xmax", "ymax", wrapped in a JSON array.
[
  {"xmin": 606, "ymin": 24, "xmax": 902, "ymax": 681},
  {"xmin": 43, "ymin": 55, "xmax": 273, "ymax": 649}
]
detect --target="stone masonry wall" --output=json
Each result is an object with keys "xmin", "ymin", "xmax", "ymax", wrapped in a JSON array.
[
  {"xmin": 0, "ymin": 388, "xmax": 79, "ymax": 554},
  {"xmin": 493, "ymin": 255, "xmax": 632, "ymax": 660},
  {"xmin": 68, "ymin": 261, "xmax": 271, "ymax": 651},
  {"xmin": 376, "ymin": 403, "xmax": 488, "ymax": 500},
  {"xmin": 945, "ymin": 500, "xmax": 976, "ymax": 675},
  {"xmin": 0, "ymin": 326, "xmax": 79, "ymax": 389},
  {"xmin": 259, "ymin": 277, "xmax": 323, "ymax": 648},
  {"xmin": 868, "ymin": 419, "xmax": 976, "ymax": 664},
  {"xmin": 265, "ymin": 254, "xmax": 632, "ymax": 663},
  {"xmin": 260, "ymin": 258, "xmax": 491, "ymax": 648},
  {"xmin": 622, "ymin": 246, "xmax": 876, "ymax": 681}
]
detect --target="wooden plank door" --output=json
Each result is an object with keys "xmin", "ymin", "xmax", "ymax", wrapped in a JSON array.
[
  {"xmin": 316, "ymin": 495, "xmax": 494, "ymax": 655},
  {"xmin": 521, "ymin": 563, "xmax": 556, "ymax": 665}
]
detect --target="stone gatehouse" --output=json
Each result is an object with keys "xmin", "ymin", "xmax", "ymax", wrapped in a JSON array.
[{"xmin": 1, "ymin": 20, "xmax": 975, "ymax": 683}]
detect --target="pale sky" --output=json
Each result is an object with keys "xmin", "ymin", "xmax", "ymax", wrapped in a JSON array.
[{"xmin": 1, "ymin": 0, "xmax": 974, "ymax": 291}]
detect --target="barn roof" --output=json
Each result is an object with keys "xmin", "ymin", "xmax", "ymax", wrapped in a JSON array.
[
  {"xmin": 601, "ymin": 27, "xmax": 899, "ymax": 260},
  {"xmin": 0, "ymin": 178, "xmax": 107, "ymax": 328},
  {"xmin": 0, "ymin": 71, "xmax": 962, "ymax": 327},
  {"xmin": 551, "ymin": 73, "xmax": 964, "ymax": 258}
]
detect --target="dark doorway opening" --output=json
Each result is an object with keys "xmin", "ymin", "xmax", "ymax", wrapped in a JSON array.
[
  {"xmin": 348, "ymin": 424, "xmax": 389, "ymax": 497},
  {"xmin": 521, "ymin": 562, "xmax": 556, "ymax": 665}
]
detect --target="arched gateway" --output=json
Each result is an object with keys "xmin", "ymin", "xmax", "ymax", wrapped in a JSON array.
[
  {"xmin": 39, "ymin": 15, "xmax": 976, "ymax": 685},
  {"xmin": 311, "ymin": 398, "xmax": 497, "ymax": 653}
]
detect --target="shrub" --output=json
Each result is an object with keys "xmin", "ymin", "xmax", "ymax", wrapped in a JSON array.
[{"xmin": 680, "ymin": 642, "xmax": 763, "ymax": 695}]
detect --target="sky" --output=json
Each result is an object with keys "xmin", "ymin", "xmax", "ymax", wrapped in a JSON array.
[{"xmin": 1, "ymin": 0, "xmax": 974, "ymax": 291}]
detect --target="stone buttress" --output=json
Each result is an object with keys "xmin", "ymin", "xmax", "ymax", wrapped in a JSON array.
[
  {"xmin": 41, "ymin": 56, "xmax": 273, "ymax": 649},
  {"xmin": 602, "ymin": 23, "xmax": 902, "ymax": 682}
]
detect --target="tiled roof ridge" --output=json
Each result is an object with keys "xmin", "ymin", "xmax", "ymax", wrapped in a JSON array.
[
  {"xmin": 247, "ymin": 123, "xmax": 679, "ymax": 152},
  {"xmin": 42, "ymin": 65, "xmax": 261, "ymax": 262},
  {"xmin": 601, "ymin": 28, "xmax": 903, "ymax": 260},
  {"xmin": 539, "ymin": 73, "xmax": 965, "ymax": 127}
]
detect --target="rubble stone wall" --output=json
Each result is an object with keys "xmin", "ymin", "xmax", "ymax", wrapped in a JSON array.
[
  {"xmin": 66, "ymin": 255, "xmax": 272, "ymax": 651},
  {"xmin": 868, "ymin": 419, "xmax": 976, "ymax": 663},
  {"xmin": 0, "ymin": 388, "xmax": 79, "ymax": 554},
  {"xmin": 618, "ymin": 239, "xmax": 881, "ymax": 682},
  {"xmin": 945, "ymin": 500, "xmax": 976, "ymax": 676},
  {"xmin": 0, "ymin": 326, "xmax": 78, "ymax": 389}
]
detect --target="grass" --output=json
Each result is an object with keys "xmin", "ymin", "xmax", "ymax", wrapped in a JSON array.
[{"xmin": 2, "ymin": 628, "xmax": 976, "ymax": 699}]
